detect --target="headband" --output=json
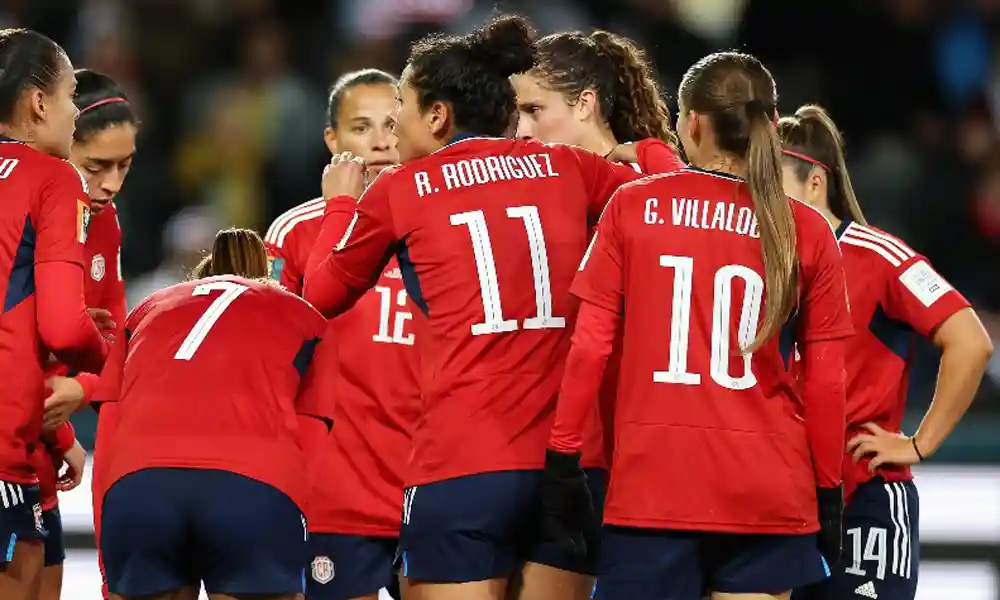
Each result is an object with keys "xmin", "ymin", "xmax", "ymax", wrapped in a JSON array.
[
  {"xmin": 77, "ymin": 97, "xmax": 128, "ymax": 116},
  {"xmin": 782, "ymin": 149, "xmax": 829, "ymax": 171}
]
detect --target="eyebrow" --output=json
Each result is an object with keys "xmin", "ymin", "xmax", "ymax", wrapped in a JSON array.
[{"xmin": 86, "ymin": 153, "xmax": 135, "ymax": 167}]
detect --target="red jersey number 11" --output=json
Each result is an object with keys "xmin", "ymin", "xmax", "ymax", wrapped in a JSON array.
[{"xmin": 450, "ymin": 206, "xmax": 566, "ymax": 337}]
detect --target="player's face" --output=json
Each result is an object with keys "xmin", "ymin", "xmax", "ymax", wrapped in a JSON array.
[
  {"xmin": 33, "ymin": 54, "xmax": 78, "ymax": 160},
  {"xmin": 69, "ymin": 123, "xmax": 138, "ymax": 215},
  {"xmin": 511, "ymin": 74, "xmax": 586, "ymax": 146},
  {"xmin": 393, "ymin": 70, "xmax": 446, "ymax": 163},
  {"xmin": 326, "ymin": 83, "xmax": 399, "ymax": 179}
]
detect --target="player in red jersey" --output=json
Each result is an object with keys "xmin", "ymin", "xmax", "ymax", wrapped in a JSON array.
[
  {"xmin": 512, "ymin": 29, "xmax": 685, "ymax": 176},
  {"xmin": 265, "ymin": 68, "xmax": 398, "ymax": 295},
  {"xmin": 303, "ymin": 15, "xmax": 640, "ymax": 600},
  {"xmin": 79, "ymin": 228, "xmax": 332, "ymax": 600},
  {"xmin": 265, "ymin": 68, "xmax": 417, "ymax": 600},
  {"xmin": 777, "ymin": 105, "xmax": 993, "ymax": 600},
  {"xmin": 512, "ymin": 28, "xmax": 686, "ymax": 489},
  {"xmin": 27, "ymin": 68, "xmax": 138, "ymax": 600},
  {"xmin": 543, "ymin": 52, "xmax": 855, "ymax": 600},
  {"xmin": 0, "ymin": 29, "xmax": 110, "ymax": 600}
]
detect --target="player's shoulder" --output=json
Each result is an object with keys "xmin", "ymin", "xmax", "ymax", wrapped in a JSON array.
[
  {"xmin": 613, "ymin": 166, "xmax": 699, "ymax": 196},
  {"xmin": 264, "ymin": 197, "xmax": 325, "ymax": 248},
  {"xmin": 789, "ymin": 197, "xmax": 836, "ymax": 237},
  {"xmin": 4, "ymin": 144, "xmax": 89, "ymax": 194},
  {"xmin": 837, "ymin": 221, "xmax": 919, "ymax": 269}
]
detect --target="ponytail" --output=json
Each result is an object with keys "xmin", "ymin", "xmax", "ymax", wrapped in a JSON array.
[
  {"xmin": 589, "ymin": 31, "xmax": 679, "ymax": 148},
  {"xmin": 777, "ymin": 104, "xmax": 866, "ymax": 224},
  {"xmin": 745, "ymin": 109, "xmax": 798, "ymax": 352},
  {"xmin": 191, "ymin": 228, "xmax": 269, "ymax": 280}
]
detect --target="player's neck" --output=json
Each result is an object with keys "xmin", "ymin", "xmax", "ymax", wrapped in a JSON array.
[
  {"xmin": 580, "ymin": 126, "xmax": 618, "ymax": 159},
  {"xmin": 0, "ymin": 125, "xmax": 33, "ymax": 147},
  {"xmin": 695, "ymin": 154, "xmax": 745, "ymax": 179}
]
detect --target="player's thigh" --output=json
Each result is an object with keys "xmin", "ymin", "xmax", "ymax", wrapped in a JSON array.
[
  {"xmin": 0, "ymin": 482, "xmax": 46, "ymax": 600},
  {"xmin": 794, "ymin": 479, "xmax": 919, "ymax": 600},
  {"xmin": 307, "ymin": 533, "xmax": 397, "ymax": 600},
  {"xmin": 398, "ymin": 471, "xmax": 538, "ymax": 584},
  {"xmin": 192, "ymin": 469, "xmax": 307, "ymax": 597},
  {"xmin": 523, "ymin": 468, "xmax": 606, "ymax": 589},
  {"xmin": 707, "ymin": 532, "xmax": 828, "ymax": 596},
  {"xmin": 514, "ymin": 561, "xmax": 593, "ymax": 600},
  {"xmin": 36, "ymin": 563, "xmax": 61, "ymax": 600},
  {"xmin": 111, "ymin": 589, "xmax": 199, "ymax": 600},
  {"xmin": 593, "ymin": 526, "xmax": 703, "ymax": 600},
  {"xmin": 101, "ymin": 469, "xmax": 197, "ymax": 598},
  {"xmin": 400, "ymin": 574, "xmax": 506, "ymax": 600},
  {"xmin": 712, "ymin": 592, "xmax": 791, "ymax": 600},
  {"xmin": 207, "ymin": 594, "xmax": 303, "ymax": 600}
]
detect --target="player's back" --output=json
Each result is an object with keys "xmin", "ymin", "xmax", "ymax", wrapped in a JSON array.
[
  {"xmin": 109, "ymin": 275, "xmax": 327, "ymax": 507},
  {"xmin": 600, "ymin": 167, "xmax": 844, "ymax": 532},
  {"xmin": 385, "ymin": 136, "xmax": 624, "ymax": 484}
]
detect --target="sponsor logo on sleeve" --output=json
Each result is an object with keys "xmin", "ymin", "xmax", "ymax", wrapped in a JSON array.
[
  {"xmin": 76, "ymin": 200, "xmax": 91, "ymax": 244},
  {"xmin": 899, "ymin": 260, "xmax": 952, "ymax": 307},
  {"xmin": 91, "ymin": 254, "xmax": 106, "ymax": 281}
]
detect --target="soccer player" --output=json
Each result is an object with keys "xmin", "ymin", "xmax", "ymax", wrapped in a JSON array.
[
  {"xmin": 76, "ymin": 227, "xmax": 331, "ymax": 600},
  {"xmin": 543, "ymin": 51, "xmax": 855, "ymax": 600},
  {"xmin": 303, "ymin": 14, "xmax": 640, "ymax": 600},
  {"xmin": 777, "ymin": 105, "xmax": 993, "ymax": 600},
  {"xmin": 512, "ymin": 29, "xmax": 685, "ymax": 174},
  {"xmin": 265, "ymin": 68, "xmax": 417, "ymax": 600},
  {"xmin": 0, "ymin": 29, "xmax": 110, "ymax": 600},
  {"xmin": 265, "ymin": 68, "xmax": 398, "ymax": 294},
  {"xmin": 26, "ymin": 68, "xmax": 138, "ymax": 600}
]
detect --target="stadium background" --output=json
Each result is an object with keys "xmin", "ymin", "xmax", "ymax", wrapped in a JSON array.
[{"xmin": 12, "ymin": 0, "xmax": 999, "ymax": 597}]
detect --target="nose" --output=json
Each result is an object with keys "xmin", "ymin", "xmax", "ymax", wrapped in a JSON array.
[
  {"xmin": 101, "ymin": 170, "xmax": 125, "ymax": 196},
  {"xmin": 515, "ymin": 118, "xmax": 533, "ymax": 140}
]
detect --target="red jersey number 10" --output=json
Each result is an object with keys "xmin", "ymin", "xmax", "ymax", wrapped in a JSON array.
[
  {"xmin": 450, "ymin": 206, "xmax": 566, "ymax": 336},
  {"xmin": 655, "ymin": 255, "xmax": 763, "ymax": 391},
  {"xmin": 173, "ymin": 281, "xmax": 249, "ymax": 360}
]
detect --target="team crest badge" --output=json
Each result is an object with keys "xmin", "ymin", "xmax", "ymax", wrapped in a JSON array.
[
  {"xmin": 311, "ymin": 556, "xmax": 334, "ymax": 584},
  {"xmin": 91, "ymin": 254, "xmax": 106, "ymax": 281},
  {"xmin": 32, "ymin": 503, "xmax": 43, "ymax": 534}
]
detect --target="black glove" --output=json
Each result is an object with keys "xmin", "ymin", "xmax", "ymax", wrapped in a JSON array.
[
  {"xmin": 541, "ymin": 449, "xmax": 596, "ymax": 558},
  {"xmin": 816, "ymin": 485, "xmax": 844, "ymax": 567}
]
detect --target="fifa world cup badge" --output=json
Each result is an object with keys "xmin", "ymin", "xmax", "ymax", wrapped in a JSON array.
[{"xmin": 311, "ymin": 556, "xmax": 334, "ymax": 584}]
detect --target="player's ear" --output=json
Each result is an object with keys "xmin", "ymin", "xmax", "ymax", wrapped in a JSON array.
[
  {"xmin": 27, "ymin": 87, "xmax": 46, "ymax": 123},
  {"xmin": 808, "ymin": 168, "xmax": 826, "ymax": 196},
  {"xmin": 574, "ymin": 88, "xmax": 598, "ymax": 122},
  {"xmin": 323, "ymin": 127, "xmax": 338, "ymax": 155},
  {"xmin": 426, "ymin": 100, "xmax": 450, "ymax": 138},
  {"xmin": 687, "ymin": 110, "xmax": 703, "ymax": 146}
]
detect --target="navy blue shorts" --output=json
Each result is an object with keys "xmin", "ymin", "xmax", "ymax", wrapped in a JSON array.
[
  {"xmin": 101, "ymin": 468, "xmax": 308, "ymax": 597},
  {"xmin": 0, "ymin": 482, "xmax": 45, "ymax": 566},
  {"xmin": 398, "ymin": 469, "xmax": 607, "ymax": 583},
  {"xmin": 308, "ymin": 533, "xmax": 398, "ymax": 600},
  {"xmin": 795, "ymin": 478, "xmax": 919, "ymax": 600},
  {"xmin": 42, "ymin": 507, "xmax": 64, "ymax": 567},
  {"xmin": 595, "ymin": 526, "xmax": 830, "ymax": 600}
]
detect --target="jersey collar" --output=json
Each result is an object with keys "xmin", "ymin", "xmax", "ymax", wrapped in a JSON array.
[
  {"xmin": 683, "ymin": 165, "xmax": 744, "ymax": 182},
  {"xmin": 834, "ymin": 218, "xmax": 852, "ymax": 240},
  {"xmin": 0, "ymin": 135, "xmax": 25, "ymax": 145}
]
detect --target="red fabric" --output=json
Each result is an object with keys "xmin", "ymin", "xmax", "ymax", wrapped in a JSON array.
[
  {"xmin": 549, "ymin": 302, "xmax": 620, "ymax": 453},
  {"xmin": 0, "ymin": 143, "xmax": 93, "ymax": 484},
  {"xmin": 635, "ymin": 138, "xmax": 686, "ymax": 174},
  {"xmin": 264, "ymin": 197, "xmax": 326, "ymax": 295},
  {"xmin": 308, "ymin": 137, "xmax": 637, "ymax": 487},
  {"xmin": 101, "ymin": 276, "xmax": 331, "ymax": 513},
  {"xmin": 831, "ymin": 221, "xmax": 970, "ymax": 500},
  {"xmin": 799, "ymin": 337, "xmax": 847, "ymax": 488},
  {"xmin": 570, "ymin": 169, "xmax": 853, "ymax": 534}
]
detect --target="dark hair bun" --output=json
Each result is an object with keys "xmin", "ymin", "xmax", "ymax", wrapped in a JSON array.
[
  {"xmin": 469, "ymin": 15, "xmax": 537, "ymax": 78},
  {"xmin": 74, "ymin": 68, "xmax": 126, "ymax": 108}
]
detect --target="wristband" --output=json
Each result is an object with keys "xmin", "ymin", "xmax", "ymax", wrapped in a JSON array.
[{"xmin": 912, "ymin": 437, "xmax": 925, "ymax": 462}]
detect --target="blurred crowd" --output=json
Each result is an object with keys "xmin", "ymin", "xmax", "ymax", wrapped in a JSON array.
[{"xmin": 10, "ymin": 0, "xmax": 1000, "ymax": 450}]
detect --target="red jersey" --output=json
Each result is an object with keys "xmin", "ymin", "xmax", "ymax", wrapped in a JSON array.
[
  {"xmin": 305, "ymin": 136, "xmax": 638, "ymax": 486},
  {"xmin": 572, "ymin": 167, "xmax": 854, "ymax": 534},
  {"xmin": 34, "ymin": 204, "xmax": 126, "ymax": 509},
  {"xmin": 835, "ymin": 220, "xmax": 969, "ymax": 499},
  {"xmin": 265, "ymin": 198, "xmax": 325, "ymax": 295},
  {"xmin": 267, "ymin": 195, "xmax": 421, "ymax": 536},
  {"xmin": 0, "ymin": 140, "xmax": 94, "ymax": 483},
  {"xmin": 98, "ymin": 275, "xmax": 331, "ymax": 513}
]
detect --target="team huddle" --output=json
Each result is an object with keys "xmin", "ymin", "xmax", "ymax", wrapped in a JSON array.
[{"xmin": 0, "ymin": 13, "xmax": 992, "ymax": 600}]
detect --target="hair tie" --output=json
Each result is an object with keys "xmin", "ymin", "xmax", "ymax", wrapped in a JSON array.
[
  {"xmin": 782, "ymin": 149, "xmax": 829, "ymax": 171},
  {"xmin": 77, "ymin": 97, "xmax": 127, "ymax": 116}
]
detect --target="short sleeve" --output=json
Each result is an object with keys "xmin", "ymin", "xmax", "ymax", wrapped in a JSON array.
[
  {"xmin": 328, "ymin": 172, "xmax": 398, "ymax": 289},
  {"xmin": 566, "ymin": 145, "xmax": 640, "ymax": 226},
  {"xmin": 570, "ymin": 189, "xmax": 626, "ymax": 314},
  {"xmin": 266, "ymin": 243, "xmax": 302, "ymax": 296},
  {"xmin": 34, "ymin": 162, "xmax": 90, "ymax": 266},
  {"xmin": 798, "ymin": 220, "xmax": 854, "ymax": 343},
  {"xmin": 883, "ymin": 256, "xmax": 970, "ymax": 337}
]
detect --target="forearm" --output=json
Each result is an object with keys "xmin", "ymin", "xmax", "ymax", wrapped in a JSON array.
[
  {"xmin": 36, "ymin": 262, "xmax": 109, "ymax": 372},
  {"xmin": 915, "ymin": 345, "xmax": 991, "ymax": 456}
]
